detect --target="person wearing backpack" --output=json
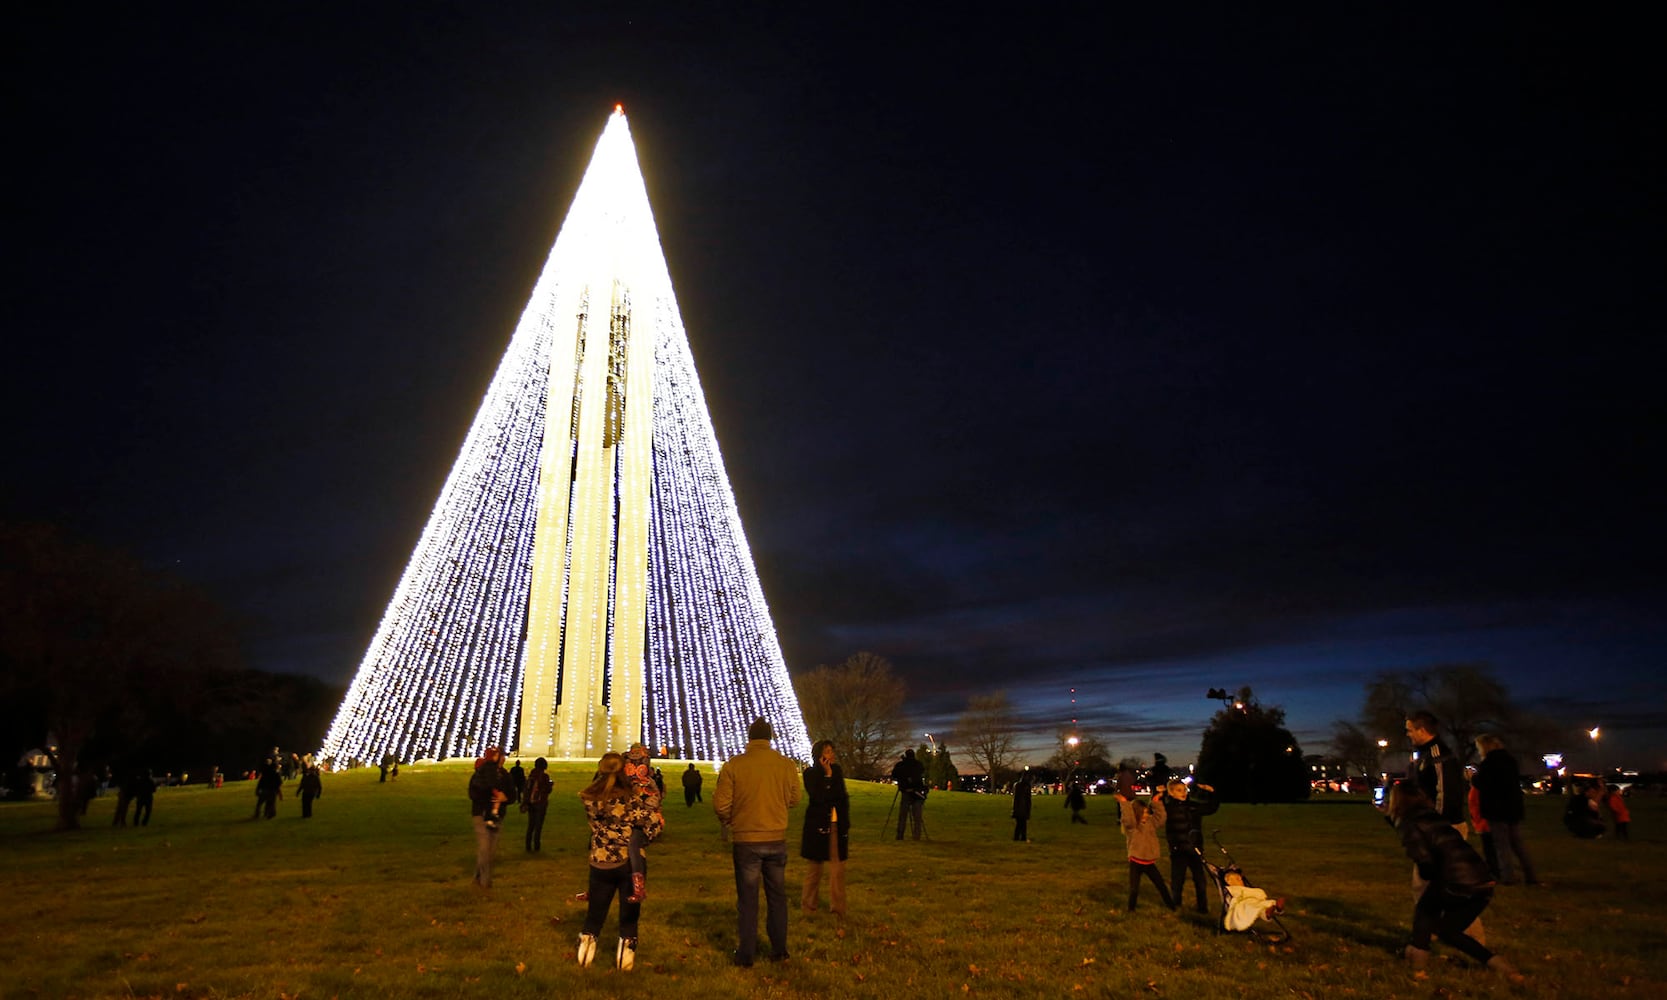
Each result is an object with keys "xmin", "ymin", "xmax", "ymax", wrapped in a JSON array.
[{"xmin": 525, "ymin": 757, "xmax": 553, "ymax": 852}]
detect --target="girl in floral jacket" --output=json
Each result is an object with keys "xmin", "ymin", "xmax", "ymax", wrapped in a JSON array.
[{"xmin": 575, "ymin": 752, "xmax": 664, "ymax": 970}]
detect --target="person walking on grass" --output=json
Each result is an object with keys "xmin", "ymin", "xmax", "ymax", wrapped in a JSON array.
[
  {"xmin": 682, "ymin": 762, "xmax": 704, "ymax": 806},
  {"xmin": 1384, "ymin": 781, "xmax": 1524, "ymax": 984},
  {"xmin": 299, "ymin": 763, "xmax": 322, "ymax": 819},
  {"xmin": 524, "ymin": 757, "xmax": 553, "ymax": 852},
  {"xmin": 800, "ymin": 739, "xmax": 850, "ymax": 916},
  {"xmin": 1471, "ymin": 734, "xmax": 1540, "ymax": 884},
  {"xmin": 254, "ymin": 757, "xmax": 282, "ymax": 820},
  {"xmin": 1405, "ymin": 710, "xmax": 1482, "ymax": 944},
  {"xmin": 575, "ymin": 752, "xmax": 664, "ymax": 971},
  {"xmin": 715, "ymin": 717, "xmax": 801, "ymax": 966},
  {"xmin": 132, "ymin": 768, "xmax": 156, "ymax": 826}
]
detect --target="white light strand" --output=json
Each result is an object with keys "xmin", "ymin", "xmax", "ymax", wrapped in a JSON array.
[{"xmin": 319, "ymin": 109, "xmax": 809, "ymax": 767}]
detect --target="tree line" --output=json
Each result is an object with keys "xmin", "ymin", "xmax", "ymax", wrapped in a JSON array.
[
  {"xmin": 0, "ymin": 522, "xmax": 342, "ymax": 831},
  {"xmin": 796, "ymin": 653, "xmax": 1588, "ymax": 804}
]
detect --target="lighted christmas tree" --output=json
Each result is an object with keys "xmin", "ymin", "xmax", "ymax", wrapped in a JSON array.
[{"xmin": 319, "ymin": 109, "xmax": 810, "ymax": 765}]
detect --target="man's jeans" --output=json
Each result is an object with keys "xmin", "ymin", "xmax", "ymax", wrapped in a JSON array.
[{"xmin": 732, "ymin": 841, "xmax": 789, "ymax": 962}]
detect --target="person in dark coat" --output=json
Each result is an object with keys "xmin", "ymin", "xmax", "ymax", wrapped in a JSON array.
[
  {"xmin": 299, "ymin": 764, "xmax": 323, "ymax": 819},
  {"xmin": 1064, "ymin": 781, "xmax": 1088, "ymax": 823},
  {"xmin": 799, "ymin": 739, "xmax": 851, "ymax": 915},
  {"xmin": 468, "ymin": 747, "xmax": 515, "ymax": 887},
  {"xmin": 1405, "ymin": 711, "xmax": 1482, "ymax": 943},
  {"xmin": 254, "ymin": 757, "xmax": 282, "ymax": 819},
  {"xmin": 1386, "ymin": 782, "xmax": 1523, "ymax": 983},
  {"xmin": 682, "ymin": 763, "xmax": 704, "ymax": 806},
  {"xmin": 509, "ymin": 759, "xmax": 527, "ymax": 805},
  {"xmin": 1564, "ymin": 783, "xmax": 1605, "ymax": 838},
  {"xmin": 1011, "ymin": 768, "xmax": 1033, "ymax": 841},
  {"xmin": 112, "ymin": 766, "xmax": 137, "ymax": 827},
  {"xmin": 1471, "ymin": 734, "xmax": 1538, "ymax": 884},
  {"xmin": 1157, "ymin": 779, "xmax": 1219, "ymax": 912},
  {"xmin": 889, "ymin": 749, "xmax": 927, "ymax": 840},
  {"xmin": 524, "ymin": 757, "xmax": 553, "ymax": 852},
  {"xmin": 132, "ymin": 769, "xmax": 157, "ymax": 826}
]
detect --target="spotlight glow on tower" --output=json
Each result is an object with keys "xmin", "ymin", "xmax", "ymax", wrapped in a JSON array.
[{"xmin": 319, "ymin": 109, "xmax": 810, "ymax": 765}]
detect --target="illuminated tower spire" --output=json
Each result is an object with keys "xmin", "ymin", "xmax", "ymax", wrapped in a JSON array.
[{"xmin": 319, "ymin": 109, "xmax": 810, "ymax": 764}]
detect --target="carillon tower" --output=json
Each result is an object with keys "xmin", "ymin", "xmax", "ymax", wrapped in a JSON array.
[{"xmin": 319, "ymin": 108, "xmax": 810, "ymax": 765}]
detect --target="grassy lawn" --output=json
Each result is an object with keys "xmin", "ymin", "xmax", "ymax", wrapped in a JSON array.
[{"xmin": 2, "ymin": 761, "xmax": 1662, "ymax": 999}]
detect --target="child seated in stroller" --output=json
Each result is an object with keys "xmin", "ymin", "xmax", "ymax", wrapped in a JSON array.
[
  {"xmin": 1201, "ymin": 836, "xmax": 1291, "ymax": 941},
  {"xmin": 1220, "ymin": 868, "xmax": 1286, "ymax": 931}
]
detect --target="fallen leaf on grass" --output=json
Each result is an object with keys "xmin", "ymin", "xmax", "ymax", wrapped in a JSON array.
[
  {"xmin": 968, "ymin": 964, "xmax": 981, "ymax": 976},
  {"xmin": 176, "ymin": 985, "xmax": 189, "ymax": 993},
  {"xmin": 1081, "ymin": 957, "xmax": 1097, "ymax": 966},
  {"xmin": 515, "ymin": 962, "xmax": 527, "ymax": 975}
]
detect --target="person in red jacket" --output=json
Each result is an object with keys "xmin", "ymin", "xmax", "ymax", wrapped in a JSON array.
[{"xmin": 1605, "ymin": 785, "xmax": 1631, "ymax": 841}]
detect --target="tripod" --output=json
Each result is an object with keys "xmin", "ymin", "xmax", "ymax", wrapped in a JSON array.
[{"xmin": 880, "ymin": 787, "xmax": 929, "ymax": 840}]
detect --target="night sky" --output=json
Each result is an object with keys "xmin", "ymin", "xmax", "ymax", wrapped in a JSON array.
[{"xmin": 10, "ymin": 7, "xmax": 1663, "ymax": 769}]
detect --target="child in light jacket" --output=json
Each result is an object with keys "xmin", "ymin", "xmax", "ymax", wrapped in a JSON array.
[{"xmin": 1118, "ymin": 795, "xmax": 1175, "ymax": 912}]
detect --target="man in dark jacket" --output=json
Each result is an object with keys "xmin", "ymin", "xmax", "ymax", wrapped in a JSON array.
[
  {"xmin": 682, "ymin": 763, "xmax": 704, "ymax": 806},
  {"xmin": 1157, "ymin": 779, "xmax": 1219, "ymax": 912},
  {"xmin": 1472, "ymin": 734, "xmax": 1538, "ymax": 884},
  {"xmin": 889, "ymin": 750, "xmax": 927, "ymax": 840},
  {"xmin": 1405, "ymin": 711, "xmax": 1483, "ymax": 943},
  {"xmin": 299, "ymin": 763, "xmax": 323, "ymax": 819}
]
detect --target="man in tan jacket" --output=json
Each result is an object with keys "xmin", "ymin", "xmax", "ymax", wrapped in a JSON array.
[{"xmin": 715, "ymin": 717, "xmax": 802, "ymax": 966}]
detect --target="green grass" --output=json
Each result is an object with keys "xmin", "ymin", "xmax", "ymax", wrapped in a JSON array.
[{"xmin": 2, "ymin": 763, "xmax": 1662, "ymax": 999}]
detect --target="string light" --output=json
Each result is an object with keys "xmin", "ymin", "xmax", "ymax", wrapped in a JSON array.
[{"xmin": 319, "ymin": 109, "xmax": 811, "ymax": 767}]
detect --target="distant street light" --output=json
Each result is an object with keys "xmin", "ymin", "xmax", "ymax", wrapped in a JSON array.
[{"xmin": 1589, "ymin": 726, "xmax": 1600, "ymax": 775}]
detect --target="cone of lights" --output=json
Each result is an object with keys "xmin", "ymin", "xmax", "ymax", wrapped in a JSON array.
[{"xmin": 319, "ymin": 109, "xmax": 810, "ymax": 765}]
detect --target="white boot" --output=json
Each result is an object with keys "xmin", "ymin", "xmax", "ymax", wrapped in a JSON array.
[
  {"xmin": 576, "ymin": 933, "xmax": 597, "ymax": 968},
  {"xmin": 616, "ymin": 936, "xmax": 637, "ymax": 971}
]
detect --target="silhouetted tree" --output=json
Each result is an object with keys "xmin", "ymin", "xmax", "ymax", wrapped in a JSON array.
[
  {"xmin": 0, "ymin": 523, "xmax": 248, "ymax": 830},
  {"xmin": 1195, "ymin": 687, "xmax": 1310, "ymax": 803},
  {"xmin": 793, "ymin": 651, "xmax": 910, "ymax": 779},
  {"xmin": 1347, "ymin": 663, "xmax": 1564, "ymax": 768}
]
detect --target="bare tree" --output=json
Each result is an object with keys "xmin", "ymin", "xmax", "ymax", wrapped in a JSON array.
[
  {"xmin": 956, "ymin": 692, "xmax": 1021, "ymax": 792},
  {"xmin": 793, "ymin": 651, "xmax": 910, "ymax": 780},
  {"xmin": 1349, "ymin": 664, "xmax": 1559, "ymax": 768},
  {"xmin": 1042, "ymin": 727, "xmax": 1113, "ymax": 774},
  {"xmin": 1328, "ymin": 720, "xmax": 1380, "ymax": 778}
]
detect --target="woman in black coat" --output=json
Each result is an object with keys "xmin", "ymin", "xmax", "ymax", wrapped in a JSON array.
[
  {"xmin": 799, "ymin": 739, "xmax": 850, "ymax": 915},
  {"xmin": 1386, "ymin": 782, "xmax": 1523, "ymax": 983},
  {"xmin": 1012, "ymin": 768, "xmax": 1033, "ymax": 841}
]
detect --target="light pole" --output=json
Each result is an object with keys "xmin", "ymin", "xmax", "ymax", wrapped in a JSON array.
[
  {"xmin": 1589, "ymin": 726, "xmax": 1601, "ymax": 777},
  {"xmin": 1376, "ymin": 738, "xmax": 1390, "ymax": 785}
]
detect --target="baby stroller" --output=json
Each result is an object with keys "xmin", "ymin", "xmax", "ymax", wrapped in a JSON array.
[{"xmin": 1201, "ymin": 831, "xmax": 1291, "ymax": 943}]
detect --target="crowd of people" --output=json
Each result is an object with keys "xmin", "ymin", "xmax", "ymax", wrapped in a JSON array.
[{"xmin": 36, "ymin": 711, "xmax": 1628, "ymax": 984}]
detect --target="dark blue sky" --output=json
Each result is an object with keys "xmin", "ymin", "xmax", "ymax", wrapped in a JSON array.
[{"xmin": 9, "ymin": 7, "xmax": 1663, "ymax": 769}]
